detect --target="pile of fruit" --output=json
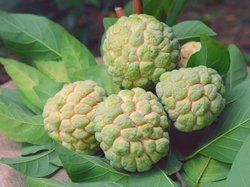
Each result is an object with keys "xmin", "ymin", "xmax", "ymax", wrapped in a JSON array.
[{"xmin": 0, "ymin": 0, "xmax": 249, "ymax": 186}]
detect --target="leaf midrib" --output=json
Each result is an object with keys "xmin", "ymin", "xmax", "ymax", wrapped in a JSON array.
[{"xmin": 0, "ymin": 15, "xmax": 62, "ymax": 58}]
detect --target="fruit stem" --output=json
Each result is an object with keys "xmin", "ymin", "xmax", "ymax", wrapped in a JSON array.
[
  {"xmin": 115, "ymin": 7, "xmax": 125, "ymax": 18},
  {"xmin": 133, "ymin": 0, "xmax": 143, "ymax": 14},
  {"xmin": 175, "ymin": 172, "xmax": 186, "ymax": 187}
]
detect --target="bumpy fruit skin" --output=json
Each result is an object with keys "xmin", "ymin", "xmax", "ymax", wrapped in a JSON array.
[
  {"xmin": 178, "ymin": 41, "xmax": 201, "ymax": 67},
  {"xmin": 93, "ymin": 88, "xmax": 170, "ymax": 172},
  {"xmin": 156, "ymin": 66, "xmax": 225, "ymax": 132},
  {"xmin": 103, "ymin": 14, "xmax": 180, "ymax": 89},
  {"xmin": 43, "ymin": 81, "xmax": 107, "ymax": 154}
]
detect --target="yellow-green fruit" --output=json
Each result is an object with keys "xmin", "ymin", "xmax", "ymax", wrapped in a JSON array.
[
  {"xmin": 103, "ymin": 14, "xmax": 180, "ymax": 89},
  {"xmin": 178, "ymin": 41, "xmax": 201, "ymax": 67},
  {"xmin": 156, "ymin": 66, "xmax": 225, "ymax": 132},
  {"xmin": 43, "ymin": 81, "xmax": 107, "ymax": 154},
  {"xmin": 93, "ymin": 88, "xmax": 170, "ymax": 172}
]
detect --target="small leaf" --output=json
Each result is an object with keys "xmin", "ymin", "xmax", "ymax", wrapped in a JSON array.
[
  {"xmin": 164, "ymin": 150, "xmax": 182, "ymax": 175},
  {"xmin": 61, "ymin": 32, "xmax": 97, "ymax": 81},
  {"xmin": 0, "ymin": 99, "xmax": 51, "ymax": 145},
  {"xmin": 172, "ymin": 21, "xmax": 216, "ymax": 43},
  {"xmin": 103, "ymin": 17, "xmax": 118, "ymax": 31},
  {"xmin": 181, "ymin": 155, "xmax": 230, "ymax": 186},
  {"xmin": 0, "ymin": 57, "xmax": 55, "ymax": 113},
  {"xmin": 187, "ymin": 35, "xmax": 230, "ymax": 75},
  {"xmin": 225, "ymin": 44, "xmax": 248, "ymax": 91},
  {"xmin": 25, "ymin": 176, "xmax": 124, "ymax": 187},
  {"xmin": 0, "ymin": 11, "xmax": 64, "ymax": 60},
  {"xmin": 55, "ymin": 144, "xmax": 129, "ymax": 182},
  {"xmin": 226, "ymin": 135, "xmax": 250, "ymax": 186},
  {"xmin": 21, "ymin": 143, "xmax": 54, "ymax": 156},
  {"xmin": 0, "ymin": 149, "xmax": 59, "ymax": 177},
  {"xmin": 74, "ymin": 64, "xmax": 118, "ymax": 94},
  {"xmin": 33, "ymin": 60, "xmax": 70, "ymax": 82},
  {"xmin": 166, "ymin": 0, "xmax": 187, "ymax": 26}
]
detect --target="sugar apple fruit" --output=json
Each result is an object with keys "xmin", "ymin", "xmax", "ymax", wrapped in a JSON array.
[
  {"xmin": 93, "ymin": 88, "xmax": 170, "ymax": 172},
  {"xmin": 103, "ymin": 14, "xmax": 180, "ymax": 89},
  {"xmin": 178, "ymin": 41, "xmax": 201, "ymax": 67},
  {"xmin": 43, "ymin": 81, "xmax": 107, "ymax": 154},
  {"xmin": 156, "ymin": 66, "xmax": 225, "ymax": 132}
]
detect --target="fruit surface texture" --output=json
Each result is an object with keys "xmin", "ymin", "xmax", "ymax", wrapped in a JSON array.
[
  {"xmin": 156, "ymin": 66, "xmax": 225, "ymax": 132},
  {"xmin": 103, "ymin": 14, "xmax": 180, "ymax": 89},
  {"xmin": 43, "ymin": 81, "xmax": 107, "ymax": 154},
  {"xmin": 93, "ymin": 88, "xmax": 170, "ymax": 172}
]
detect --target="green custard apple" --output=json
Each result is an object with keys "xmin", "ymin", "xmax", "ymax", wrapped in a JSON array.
[
  {"xmin": 156, "ymin": 66, "xmax": 225, "ymax": 132},
  {"xmin": 93, "ymin": 88, "xmax": 170, "ymax": 172},
  {"xmin": 103, "ymin": 14, "xmax": 180, "ymax": 89},
  {"xmin": 43, "ymin": 81, "xmax": 107, "ymax": 154},
  {"xmin": 178, "ymin": 41, "xmax": 201, "ymax": 67}
]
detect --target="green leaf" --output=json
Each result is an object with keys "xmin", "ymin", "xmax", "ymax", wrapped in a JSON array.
[
  {"xmin": 118, "ymin": 168, "xmax": 177, "ymax": 187},
  {"xmin": 61, "ymin": 32, "xmax": 97, "ymax": 81},
  {"xmin": 25, "ymin": 176, "xmax": 123, "ymax": 187},
  {"xmin": 21, "ymin": 143, "xmax": 54, "ymax": 156},
  {"xmin": 56, "ymin": 144, "xmax": 176, "ymax": 186},
  {"xmin": 172, "ymin": 21, "xmax": 216, "ymax": 43},
  {"xmin": 0, "ymin": 57, "xmax": 55, "ymax": 113},
  {"xmin": 103, "ymin": 17, "xmax": 118, "ymax": 31},
  {"xmin": 225, "ymin": 44, "xmax": 248, "ymax": 91},
  {"xmin": 166, "ymin": 0, "xmax": 187, "ymax": 26},
  {"xmin": 34, "ymin": 82, "xmax": 64, "ymax": 107},
  {"xmin": 0, "ymin": 88, "xmax": 31, "ymax": 113},
  {"xmin": 185, "ymin": 79, "xmax": 250, "ymax": 163},
  {"xmin": 0, "ymin": 11, "xmax": 64, "ymax": 60},
  {"xmin": 0, "ymin": 149, "xmax": 59, "ymax": 177},
  {"xmin": 55, "ymin": 144, "xmax": 129, "ymax": 182},
  {"xmin": 125, "ymin": 0, "xmax": 169, "ymax": 22},
  {"xmin": 164, "ymin": 150, "xmax": 182, "ymax": 175},
  {"xmin": 199, "ymin": 180, "xmax": 226, "ymax": 187},
  {"xmin": 49, "ymin": 156, "xmax": 63, "ymax": 167},
  {"xmin": 74, "ymin": 64, "xmax": 118, "ymax": 94},
  {"xmin": 226, "ymin": 135, "xmax": 250, "ymax": 186},
  {"xmin": 181, "ymin": 155, "xmax": 230, "ymax": 186},
  {"xmin": 33, "ymin": 60, "xmax": 70, "ymax": 82},
  {"xmin": 0, "ymin": 99, "xmax": 51, "ymax": 145},
  {"xmin": 187, "ymin": 35, "xmax": 230, "ymax": 75}
]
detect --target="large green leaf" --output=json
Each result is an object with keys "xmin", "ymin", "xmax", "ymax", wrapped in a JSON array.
[
  {"xmin": 55, "ymin": 144, "xmax": 128, "ymax": 182},
  {"xmin": 74, "ymin": 64, "xmax": 118, "ymax": 94},
  {"xmin": 61, "ymin": 32, "xmax": 97, "ymax": 81},
  {"xmin": 184, "ymin": 79, "xmax": 250, "ymax": 163},
  {"xmin": 33, "ymin": 60, "xmax": 70, "ymax": 82},
  {"xmin": 34, "ymin": 82, "xmax": 64, "ymax": 107},
  {"xmin": 25, "ymin": 176, "xmax": 123, "ymax": 187},
  {"xmin": 0, "ymin": 11, "xmax": 64, "ymax": 60},
  {"xmin": 225, "ymin": 44, "xmax": 248, "ymax": 91},
  {"xmin": 56, "ymin": 144, "xmax": 176, "ymax": 186},
  {"xmin": 172, "ymin": 21, "xmax": 216, "ymax": 43},
  {"xmin": 0, "ymin": 149, "xmax": 59, "ymax": 177},
  {"xmin": 0, "ymin": 57, "xmax": 55, "ymax": 113},
  {"xmin": 0, "ymin": 99, "xmax": 51, "ymax": 145},
  {"xmin": 118, "ymin": 168, "xmax": 177, "ymax": 187},
  {"xmin": 187, "ymin": 35, "xmax": 230, "ymax": 76},
  {"xmin": 21, "ymin": 143, "xmax": 55, "ymax": 156},
  {"xmin": 181, "ymin": 155, "xmax": 230, "ymax": 186},
  {"xmin": 226, "ymin": 135, "xmax": 250, "ymax": 186}
]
